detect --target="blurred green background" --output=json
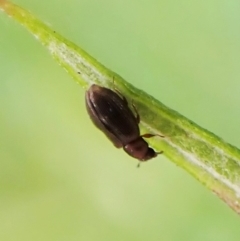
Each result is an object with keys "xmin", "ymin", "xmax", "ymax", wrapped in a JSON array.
[{"xmin": 1, "ymin": 0, "xmax": 240, "ymax": 240}]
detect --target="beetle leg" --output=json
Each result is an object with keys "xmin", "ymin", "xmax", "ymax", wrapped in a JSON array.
[
  {"xmin": 112, "ymin": 76, "xmax": 128, "ymax": 105},
  {"xmin": 112, "ymin": 76, "xmax": 139, "ymax": 123},
  {"xmin": 141, "ymin": 133, "xmax": 165, "ymax": 138},
  {"xmin": 131, "ymin": 101, "xmax": 140, "ymax": 124},
  {"xmin": 115, "ymin": 89, "xmax": 128, "ymax": 105}
]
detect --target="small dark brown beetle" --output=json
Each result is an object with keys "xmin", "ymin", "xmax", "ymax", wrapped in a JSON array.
[{"xmin": 85, "ymin": 84, "xmax": 162, "ymax": 161}]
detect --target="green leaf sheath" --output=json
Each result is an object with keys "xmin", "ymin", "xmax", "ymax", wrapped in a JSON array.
[{"xmin": 1, "ymin": 0, "xmax": 240, "ymax": 214}]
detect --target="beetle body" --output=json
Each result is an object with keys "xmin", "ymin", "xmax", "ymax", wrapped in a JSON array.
[{"xmin": 85, "ymin": 84, "xmax": 159, "ymax": 161}]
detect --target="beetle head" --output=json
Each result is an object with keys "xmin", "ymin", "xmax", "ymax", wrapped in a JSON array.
[{"xmin": 123, "ymin": 138, "xmax": 157, "ymax": 161}]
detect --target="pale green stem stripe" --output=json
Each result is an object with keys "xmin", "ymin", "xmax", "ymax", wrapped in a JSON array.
[{"xmin": 1, "ymin": 0, "xmax": 240, "ymax": 214}]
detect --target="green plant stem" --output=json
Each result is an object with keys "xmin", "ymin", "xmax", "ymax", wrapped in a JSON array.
[{"xmin": 1, "ymin": 0, "xmax": 240, "ymax": 214}]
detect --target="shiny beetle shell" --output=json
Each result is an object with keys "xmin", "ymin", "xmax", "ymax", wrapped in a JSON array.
[{"xmin": 85, "ymin": 84, "xmax": 160, "ymax": 161}]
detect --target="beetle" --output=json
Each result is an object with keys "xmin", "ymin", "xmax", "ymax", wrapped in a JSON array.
[{"xmin": 85, "ymin": 84, "xmax": 163, "ymax": 161}]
